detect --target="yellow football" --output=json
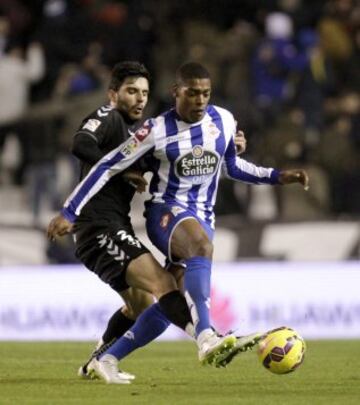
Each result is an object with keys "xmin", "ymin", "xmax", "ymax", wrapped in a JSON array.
[{"xmin": 257, "ymin": 326, "xmax": 306, "ymax": 374}]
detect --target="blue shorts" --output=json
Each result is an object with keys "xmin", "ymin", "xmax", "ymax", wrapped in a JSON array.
[{"xmin": 145, "ymin": 202, "xmax": 214, "ymax": 264}]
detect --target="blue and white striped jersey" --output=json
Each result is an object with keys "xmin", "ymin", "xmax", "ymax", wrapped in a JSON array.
[{"xmin": 62, "ymin": 105, "xmax": 280, "ymax": 228}]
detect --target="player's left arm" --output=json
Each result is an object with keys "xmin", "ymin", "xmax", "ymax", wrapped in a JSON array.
[
  {"xmin": 71, "ymin": 133, "xmax": 105, "ymax": 164},
  {"xmin": 223, "ymin": 138, "xmax": 309, "ymax": 189}
]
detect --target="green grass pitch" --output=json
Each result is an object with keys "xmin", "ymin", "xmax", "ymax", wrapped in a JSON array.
[{"xmin": 1, "ymin": 340, "xmax": 359, "ymax": 404}]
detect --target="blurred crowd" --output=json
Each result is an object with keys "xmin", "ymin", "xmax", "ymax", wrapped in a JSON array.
[{"xmin": 0, "ymin": 0, "xmax": 359, "ymax": 226}]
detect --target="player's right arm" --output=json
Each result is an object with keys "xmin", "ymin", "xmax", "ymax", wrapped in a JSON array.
[{"xmin": 62, "ymin": 120, "xmax": 155, "ymax": 222}]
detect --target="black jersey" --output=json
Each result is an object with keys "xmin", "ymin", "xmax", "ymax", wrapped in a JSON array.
[{"xmin": 73, "ymin": 104, "xmax": 137, "ymax": 228}]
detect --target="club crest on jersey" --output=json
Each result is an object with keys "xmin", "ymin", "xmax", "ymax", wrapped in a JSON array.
[
  {"xmin": 135, "ymin": 123, "xmax": 151, "ymax": 142},
  {"xmin": 208, "ymin": 122, "xmax": 221, "ymax": 138},
  {"xmin": 120, "ymin": 137, "xmax": 139, "ymax": 156},
  {"xmin": 160, "ymin": 213, "xmax": 171, "ymax": 228},
  {"xmin": 175, "ymin": 146, "xmax": 220, "ymax": 184}
]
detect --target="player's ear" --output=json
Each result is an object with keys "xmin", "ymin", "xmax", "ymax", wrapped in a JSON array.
[
  {"xmin": 172, "ymin": 84, "xmax": 179, "ymax": 98},
  {"xmin": 108, "ymin": 89, "xmax": 117, "ymax": 103}
]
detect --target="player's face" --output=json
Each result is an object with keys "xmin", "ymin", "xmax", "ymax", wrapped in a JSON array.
[
  {"xmin": 110, "ymin": 76, "xmax": 149, "ymax": 121},
  {"xmin": 175, "ymin": 78, "xmax": 211, "ymax": 123}
]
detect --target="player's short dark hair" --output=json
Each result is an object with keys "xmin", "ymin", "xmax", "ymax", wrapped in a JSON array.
[
  {"xmin": 175, "ymin": 62, "xmax": 210, "ymax": 84},
  {"xmin": 109, "ymin": 61, "xmax": 150, "ymax": 91}
]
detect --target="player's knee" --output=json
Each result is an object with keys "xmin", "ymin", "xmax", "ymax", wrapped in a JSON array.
[
  {"xmin": 132, "ymin": 295, "xmax": 154, "ymax": 317},
  {"xmin": 190, "ymin": 237, "xmax": 213, "ymax": 258},
  {"xmin": 124, "ymin": 298, "xmax": 152, "ymax": 318},
  {"xmin": 121, "ymin": 305, "xmax": 136, "ymax": 320},
  {"xmin": 168, "ymin": 265, "xmax": 184, "ymax": 286},
  {"xmin": 125, "ymin": 305, "xmax": 142, "ymax": 319},
  {"xmin": 150, "ymin": 271, "xmax": 178, "ymax": 298}
]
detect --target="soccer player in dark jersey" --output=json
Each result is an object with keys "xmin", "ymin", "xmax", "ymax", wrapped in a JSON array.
[
  {"xmin": 70, "ymin": 61, "xmax": 155, "ymax": 381},
  {"xmin": 48, "ymin": 61, "xmax": 244, "ymax": 384}
]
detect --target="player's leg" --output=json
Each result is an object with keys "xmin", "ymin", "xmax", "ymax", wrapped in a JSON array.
[
  {"xmin": 101, "ymin": 287, "xmax": 155, "ymax": 347},
  {"xmin": 170, "ymin": 217, "xmax": 213, "ymax": 335},
  {"xmin": 121, "ymin": 287, "xmax": 155, "ymax": 319},
  {"xmin": 145, "ymin": 203, "xmax": 215, "ymax": 338},
  {"xmin": 169, "ymin": 217, "xmax": 239, "ymax": 364},
  {"xmin": 125, "ymin": 251, "xmax": 193, "ymax": 332},
  {"xmin": 167, "ymin": 259, "xmax": 260, "ymax": 367},
  {"xmin": 74, "ymin": 224, "xmax": 185, "ymax": 383},
  {"xmin": 169, "ymin": 222, "xmax": 261, "ymax": 366},
  {"xmin": 167, "ymin": 262, "xmax": 261, "ymax": 367},
  {"xmin": 76, "ymin": 222, "xmax": 191, "ymax": 331},
  {"xmin": 145, "ymin": 204, "xmax": 214, "ymax": 331},
  {"xmin": 145, "ymin": 203, "xmax": 237, "ymax": 365},
  {"xmin": 167, "ymin": 263, "xmax": 185, "ymax": 292},
  {"xmin": 98, "ymin": 288, "xmax": 155, "ymax": 348},
  {"xmin": 84, "ymin": 227, "xmax": 194, "ymax": 383},
  {"xmin": 99, "ymin": 252, "xmax": 194, "ymax": 366},
  {"xmin": 78, "ymin": 287, "xmax": 154, "ymax": 379}
]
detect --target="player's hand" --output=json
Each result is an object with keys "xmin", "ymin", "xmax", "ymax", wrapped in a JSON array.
[
  {"xmin": 278, "ymin": 169, "xmax": 309, "ymax": 190},
  {"xmin": 122, "ymin": 170, "xmax": 148, "ymax": 193},
  {"xmin": 47, "ymin": 214, "xmax": 74, "ymax": 240},
  {"xmin": 234, "ymin": 130, "xmax": 247, "ymax": 155}
]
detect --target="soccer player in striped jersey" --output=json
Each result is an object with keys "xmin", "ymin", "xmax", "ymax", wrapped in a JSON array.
[{"xmin": 48, "ymin": 62, "xmax": 309, "ymax": 383}]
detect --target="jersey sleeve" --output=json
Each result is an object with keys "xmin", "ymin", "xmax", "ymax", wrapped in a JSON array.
[
  {"xmin": 75, "ymin": 106, "xmax": 114, "ymax": 145},
  {"xmin": 61, "ymin": 120, "xmax": 156, "ymax": 222},
  {"xmin": 71, "ymin": 133, "xmax": 105, "ymax": 165},
  {"xmin": 223, "ymin": 137, "xmax": 280, "ymax": 184}
]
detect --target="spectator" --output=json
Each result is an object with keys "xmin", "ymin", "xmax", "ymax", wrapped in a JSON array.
[
  {"xmin": 251, "ymin": 12, "xmax": 308, "ymax": 127},
  {"xmin": 295, "ymin": 28, "xmax": 335, "ymax": 149},
  {"xmin": 0, "ymin": 41, "xmax": 45, "ymax": 183},
  {"xmin": 53, "ymin": 42, "xmax": 108, "ymax": 98},
  {"xmin": 315, "ymin": 92, "xmax": 360, "ymax": 214}
]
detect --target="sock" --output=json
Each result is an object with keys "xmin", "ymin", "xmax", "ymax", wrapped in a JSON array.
[
  {"xmin": 103, "ymin": 303, "xmax": 170, "ymax": 361},
  {"xmin": 158, "ymin": 290, "xmax": 193, "ymax": 333},
  {"xmin": 183, "ymin": 256, "xmax": 212, "ymax": 337},
  {"xmin": 102, "ymin": 307, "xmax": 135, "ymax": 343}
]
